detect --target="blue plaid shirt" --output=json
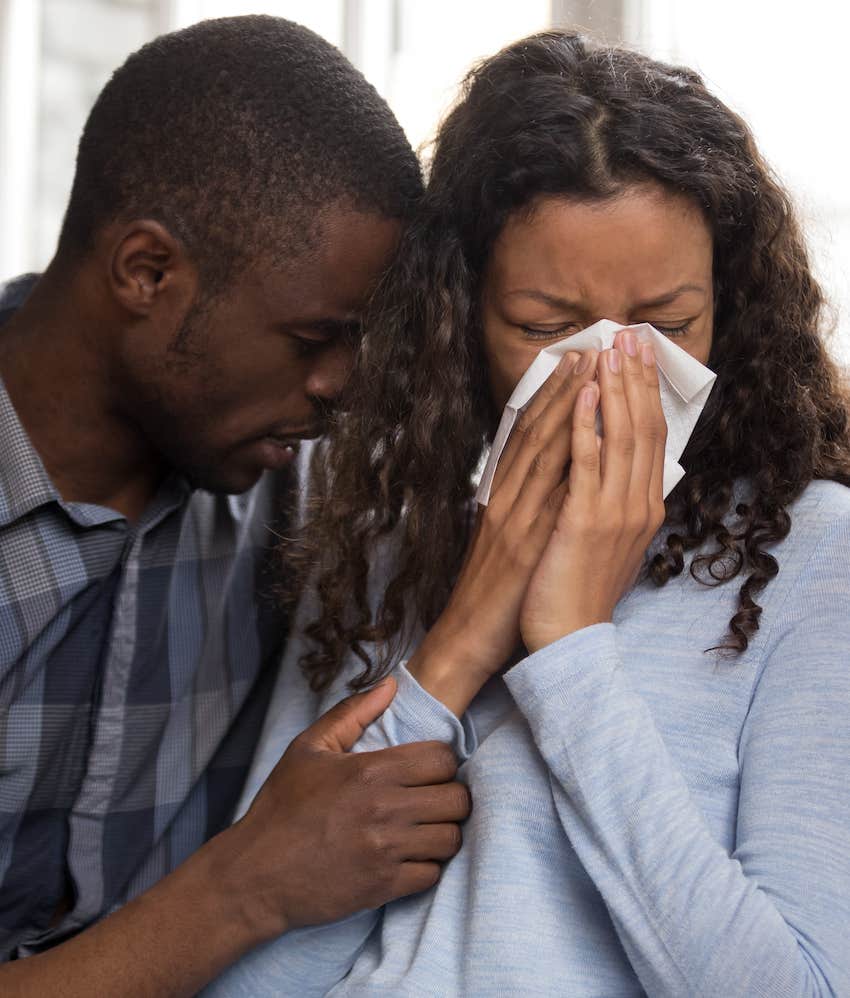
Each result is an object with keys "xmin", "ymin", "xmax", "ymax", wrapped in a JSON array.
[{"xmin": 0, "ymin": 275, "xmax": 288, "ymax": 959}]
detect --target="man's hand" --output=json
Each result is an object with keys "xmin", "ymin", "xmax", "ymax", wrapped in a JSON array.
[
  {"xmin": 0, "ymin": 679, "xmax": 469, "ymax": 998},
  {"xmin": 228, "ymin": 677, "xmax": 471, "ymax": 937}
]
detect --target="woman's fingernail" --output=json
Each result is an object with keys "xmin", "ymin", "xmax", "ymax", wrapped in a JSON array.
[
  {"xmin": 607, "ymin": 348, "xmax": 621, "ymax": 374},
  {"xmin": 556, "ymin": 351, "xmax": 578, "ymax": 373},
  {"xmin": 580, "ymin": 384, "xmax": 597, "ymax": 410},
  {"xmin": 622, "ymin": 331, "xmax": 638, "ymax": 357},
  {"xmin": 574, "ymin": 352, "xmax": 591, "ymax": 374},
  {"xmin": 641, "ymin": 343, "xmax": 655, "ymax": 367}
]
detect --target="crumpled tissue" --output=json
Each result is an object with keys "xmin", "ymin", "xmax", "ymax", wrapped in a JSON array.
[{"xmin": 475, "ymin": 318, "xmax": 716, "ymax": 505}]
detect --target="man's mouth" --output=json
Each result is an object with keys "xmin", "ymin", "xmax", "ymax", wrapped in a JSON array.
[
  {"xmin": 254, "ymin": 435, "xmax": 302, "ymax": 471},
  {"xmin": 266, "ymin": 435, "xmax": 302, "ymax": 450},
  {"xmin": 248, "ymin": 424, "xmax": 325, "ymax": 471},
  {"xmin": 266, "ymin": 425, "xmax": 324, "ymax": 445}
]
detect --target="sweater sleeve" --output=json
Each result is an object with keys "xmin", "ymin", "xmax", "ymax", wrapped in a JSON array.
[
  {"xmin": 352, "ymin": 662, "xmax": 477, "ymax": 759},
  {"xmin": 504, "ymin": 519, "xmax": 850, "ymax": 997},
  {"xmin": 203, "ymin": 655, "xmax": 476, "ymax": 997}
]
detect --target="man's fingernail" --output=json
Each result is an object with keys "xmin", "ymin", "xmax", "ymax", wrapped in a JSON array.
[
  {"xmin": 641, "ymin": 343, "xmax": 655, "ymax": 367},
  {"xmin": 581, "ymin": 384, "xmax": 597, "ymax": 409},
  {"xmin": 607, "ymin": 348, "xmax": 621, "ymax": 374},
  {"xmin": 622, "ymin": 332, "xmax": 638, "ymax": 357}
]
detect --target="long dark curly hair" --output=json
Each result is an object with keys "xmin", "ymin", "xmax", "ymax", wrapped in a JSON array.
[{"xmin": 295, "ymin": 30, "xmax": 850, "ymax": 691}]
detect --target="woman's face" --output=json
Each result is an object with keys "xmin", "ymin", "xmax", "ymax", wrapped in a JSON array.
[{"xmin": 480, "ymin": 185, "xmax": 715, "ymax": 411}]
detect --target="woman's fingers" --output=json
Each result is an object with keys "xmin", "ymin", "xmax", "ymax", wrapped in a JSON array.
[
  {"xmin": 488, "ymin": 350, "xmax": 578, "ymax": 499},
  {"xmin": 596, "ymin": 346, "xmax": 634, "ymax": 501},
  {"xmin": 640, "ymin": 340, "xmax": 668, "ymax": 512},
  {"xmin": 616, "ymin": 330, "xmax": 658, "ymax": 506},
  {"xmin": 489, "ymin": 349, "xmax": 599, "ymax": 516},
  {"xmin": 565, "ymin": 381, "xmax": 601, "ymax": 508},
  {"xmin": 510, "ymin": 350, "xmax": 600, "ymax": 527}
]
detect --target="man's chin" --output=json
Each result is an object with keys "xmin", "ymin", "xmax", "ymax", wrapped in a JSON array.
[
  {"xmin": 170, "ymin": 437, "xmax": 302, "ymax": 496},
  {"xmin": 181, "ymin": 468, "xmax": 262, "ymax": 496},
  {"xmin": 179, "ymin": 457, "xmax": 269, "ymax": 496}
]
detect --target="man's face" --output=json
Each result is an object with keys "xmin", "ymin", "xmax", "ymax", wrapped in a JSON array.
[{"xmin": 117, "ymin": 209, "xmax": 400, "ymax": 493}]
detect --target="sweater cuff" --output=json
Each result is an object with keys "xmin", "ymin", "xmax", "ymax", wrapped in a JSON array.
[
  {"xmin": 504, "ymin": 622, "xmax": 621, "ymax": 728},
  {"xmin": 355, "ymin": 663, "xmax": 478, "ymax": 761}
]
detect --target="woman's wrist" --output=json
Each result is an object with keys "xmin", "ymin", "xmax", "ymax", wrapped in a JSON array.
[
  {"xmin": 407, "ymin": 639, "xmax": 491, "ymax": 717},
  {"xmin": 523, "ymin": 613, "xmax": 613, "ymax": 655}
]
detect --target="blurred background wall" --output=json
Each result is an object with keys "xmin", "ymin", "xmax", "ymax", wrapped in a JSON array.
[{"xmin": 1, "ymin": 0, "xmax": 848, "ymax": 357}]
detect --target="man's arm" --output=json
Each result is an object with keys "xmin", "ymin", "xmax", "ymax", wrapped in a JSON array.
[{"xmin": 0, "ymin": 679, "xmax": 470, "ymax": 997}]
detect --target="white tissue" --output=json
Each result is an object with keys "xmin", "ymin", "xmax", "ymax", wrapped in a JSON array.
[{"xmin": 475, "ymin": 319, "xmax": 716, "ymax": 505}]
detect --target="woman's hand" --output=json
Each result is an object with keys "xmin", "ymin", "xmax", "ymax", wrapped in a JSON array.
[
  {"xmin": 520, "ymin": 331, "xmax": 667, "ymax": 654},
  {"xmin": 407, "ymin": 348, "xmax": 600, "ymax": 715}
]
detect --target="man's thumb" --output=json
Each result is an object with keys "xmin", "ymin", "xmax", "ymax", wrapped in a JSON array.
[{"xmin": 303, "ymin": 677, "xmax": 397, "ymax": 753}]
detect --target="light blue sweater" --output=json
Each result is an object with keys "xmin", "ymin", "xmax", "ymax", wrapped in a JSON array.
[{"xmin": 205, "ymin": 479, "xmax": 850, "ymax": 997}]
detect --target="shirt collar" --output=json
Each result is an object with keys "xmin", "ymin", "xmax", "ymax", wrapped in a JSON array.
[
  {"xmin": 0, "ymin": 375, "xmax": 64, "ymax": 527},
  {"xmin": 0, "ymin": 372, "xmax": 200, "ymax": 531},
  {"xmin": 0, "ymin": 274, "xmax": 192, "ymax": 530},
  {"xmin": 0, "ymin": 275, "xmax": 238, "ymax": 532}
]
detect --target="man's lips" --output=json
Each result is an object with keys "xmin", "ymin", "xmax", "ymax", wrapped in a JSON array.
[
  {"xmin": 254, "ymin": 436, "xmax": 301, "ymax": 470},
  {"xmin": 265, "ymin": 425, "xmax": 324, "ymax": 444},
  {"xmin": 244, "ymin": 425, "xmax": 326, "ymax": 470}
]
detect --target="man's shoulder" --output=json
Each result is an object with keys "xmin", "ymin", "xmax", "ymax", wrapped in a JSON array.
[{"xmin": 0, "ymin": 273, "xmax": 40, "ymax": 324}]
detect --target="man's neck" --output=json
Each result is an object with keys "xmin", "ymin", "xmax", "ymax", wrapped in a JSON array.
[{"xmin": 0, "ymin": 268, "xmax": 167, "ymax": 522}]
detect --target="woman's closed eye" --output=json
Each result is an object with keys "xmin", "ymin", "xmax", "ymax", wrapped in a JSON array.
[
  {"xmin": 650, "ymin": 322, "xmax": 691, "ymax": 338},
  {"xmin": 520, "ymin": 323, "xmax": 583, "ymax": 341},
  {"xmin": 520, "ymin": 321, "xmax": 692, "ymax": 341}
]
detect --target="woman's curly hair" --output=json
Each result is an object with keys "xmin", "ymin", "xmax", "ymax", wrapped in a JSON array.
[{"xmin": 294, "ymin": 30, "xmax": 850, "ymax": 691}]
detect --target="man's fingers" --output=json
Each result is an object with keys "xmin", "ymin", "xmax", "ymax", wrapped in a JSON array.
[
  {"xmin": 383, "ymin": 740, "xmax": 460, "ymax": 787},
  {"xmin": 392, "ymin": 861, "xmax": 442, "ymax": 899},
  {"xmin": 402, "ymin": 822, "xmax": 464, "ymax": 862},
  {"xmin": 300, "ymin": 678, "xmax": 397, "ymax": 753},
  {"xmin": 402, "ymin": 781, "xmax": 472, "ymax": 822}
]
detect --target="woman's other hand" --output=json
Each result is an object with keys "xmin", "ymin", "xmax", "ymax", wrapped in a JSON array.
[
  {"xmin": 520, "ymin": 330, "xmax": 667, "ymax": 654},
  {"xmin": 407, "ymin": 348, "xmax": 599, "ymax": 715}
]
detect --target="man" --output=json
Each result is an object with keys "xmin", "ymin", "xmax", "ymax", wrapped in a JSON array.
[{"xmin": 0, "ymin": 16, "xmax": 469, "ymax": 996}]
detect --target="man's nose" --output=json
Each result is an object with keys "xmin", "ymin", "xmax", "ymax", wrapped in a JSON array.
[{"xmin": 304, "ymin": 338, "xmax": 355, "ymax": 402}]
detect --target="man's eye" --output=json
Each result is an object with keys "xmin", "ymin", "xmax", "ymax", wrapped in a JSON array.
[
  {"xmin": 520, "ymin": 323, "xmax": 582, "ymax": 341},
  {"xmin": 292, "ymin": 336, "xmax": 329, "ymax": 357}
]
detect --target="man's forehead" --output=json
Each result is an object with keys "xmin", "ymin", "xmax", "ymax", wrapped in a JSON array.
[{"xmin": 256, "ymin": 211, "xmax": 401, "ymax": 318}]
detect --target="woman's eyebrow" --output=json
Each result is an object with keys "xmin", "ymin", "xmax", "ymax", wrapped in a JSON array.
[
  {"xmin": 502, "ymin": 289, "xmax": 581, "ymax": 309},
  {"xmin": 633, "ymin": 284, "xmax": 708, "ymax": 309},
  {"xmin": 503, "ymin": 284, "xmax": 707, "ymax": 310}
]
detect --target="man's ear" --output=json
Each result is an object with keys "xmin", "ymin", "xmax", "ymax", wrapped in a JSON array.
[{"xmin": 107, "ymin": 220, "xmax": 198, "ymax": 316}]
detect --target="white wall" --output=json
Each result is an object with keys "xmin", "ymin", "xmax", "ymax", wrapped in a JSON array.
[
  {"xmin": 2, "ymin": 0, "xmax": 848, "ymax": 363},
  {"xmin": 0, "ymin": 0, "xmax": 41, "ymax": 279},
  {"xmin": 635, "ymin": 0, "xmax": 850, "ymax": 357}
]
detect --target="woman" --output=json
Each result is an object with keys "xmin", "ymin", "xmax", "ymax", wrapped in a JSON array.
[{"xmin": 207, "ymin": 30, "xmax": 850, "ymax": 997}]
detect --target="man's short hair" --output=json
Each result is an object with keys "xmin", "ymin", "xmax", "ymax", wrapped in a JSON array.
[{"xmin": 58, "ymin": 15, "xmax": 422, "ymax": 280}]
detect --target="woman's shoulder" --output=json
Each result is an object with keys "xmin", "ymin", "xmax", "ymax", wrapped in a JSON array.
[
  {"xmin": 780, "ymin": 478, "xmax": 850, "ymax": 565},
  {"xmin": 755, "ymin": 479, "xmax": 850, "ymax": 644},
  {"xmin": 788, "ymin": 477, "xmax": 850, "ymax": 521},
  {"xmin": 687, "ymin": 479, "xmax": 850, "ymax": 661}
]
